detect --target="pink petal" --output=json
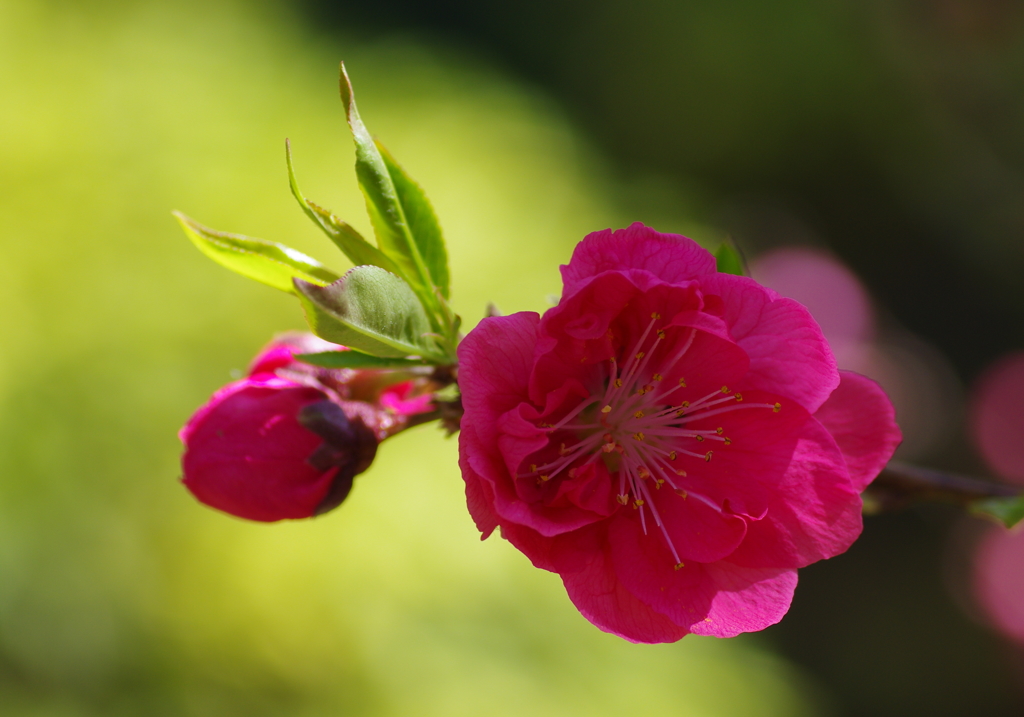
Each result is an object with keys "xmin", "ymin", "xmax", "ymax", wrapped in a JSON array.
[
  {"xmin": 701, "ymin": 272, "xmax": 839, "ymax": 413},
  {"xmin": 726, "ymin": 410, "xmax": 863, "ymax": 569},
  {"xmin": 458, "ymin": 423, "xmax": 501, "ymax": 538},
  {"xmin": 504, "ymin": 522, "xmax": 690, "ymax": 643},
  {"xmin": 560, "ymin": 223, "xmax": 717, "ymax": 298},
  {"xmin": 652, "ymin": 489, "xmax": 748, "ymax": 563},
  {"xmin": 813, "ymin": 370, "xmax": 901, "ymax": 491},
  {"xmin": 688, "ymin": 562, "xmax": 798, "ymax": 637},
  {"xmin": 457, "ymin": 312, "xmax": 541, "ymax": 439}
]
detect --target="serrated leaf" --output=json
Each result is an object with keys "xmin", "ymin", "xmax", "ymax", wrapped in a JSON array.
[
  {"xmin": 294, "ymin": 265, "xmax": 441, "ymax": 360},
  {"xmin": 971, "ymin": 494, "xmax": 1024, "ymax": 529},
  {"xmin": 285, "ymin": 140, "xmax": 403, "ymax": 275},
  {"xmin": 174, "ymin": 211, "xmax": 338, "ymax": 293},
  {"xmin": 295, "ymin": 351, "xmax": 428, "ymax": 369},
  {"xmin": 339, "ymin": 63, "xmax": 440, "ymax": 318},
  {"xmin": 377, "ymin": 141, "xmax": 450, "ymax": 299},
  {"xmin": 714, "ymin": 237, "xmax": 747, "ymax": 277}
]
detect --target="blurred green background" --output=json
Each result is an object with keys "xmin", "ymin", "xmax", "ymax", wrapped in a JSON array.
[{"xmin": 2, "ymin": 0, "xmax": 1023, "ymax": 715}]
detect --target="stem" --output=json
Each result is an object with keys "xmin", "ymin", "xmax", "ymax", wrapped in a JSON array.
[{"xmin": 865, "ymin": 460, "xmax": 1022, "ymax": 513}]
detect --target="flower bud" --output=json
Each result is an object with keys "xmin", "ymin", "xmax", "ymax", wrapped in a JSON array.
[{"xmin": 180, "ymin": 334, "xmax": 434, "ymax": 521}]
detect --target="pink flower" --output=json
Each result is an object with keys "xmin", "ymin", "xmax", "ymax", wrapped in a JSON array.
[
  {"xmin": 181, "ymin": 335, "xmax": 433, "ymax": 522},
  {"xmin": 457, "ymin": 223, "xmax": 901, "ymax": 642}
]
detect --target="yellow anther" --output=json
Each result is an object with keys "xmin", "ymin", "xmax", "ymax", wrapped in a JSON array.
[
  {"xmin": 678, "ymin": 377, "xmax": 687, "ymax": 387},
  {"xmin": 721, "ymin": 385, "xmax": 730, "ymax": 394},
  {"xmin": 601, "ymin": 404, "xmax": 612, "ymax": 414},
  {"xmin": 651, "ymin": 312, "xmax": 662, "ymax": 319},
  {"xmin": 668, "ymin": 451, "xmax": 678, "ymax": 461},
  {"xmin": 614, "ymin": 379, "xmax": 623, "ymax": 388},
  {"xmin": 616, "ymin": 494, "xmax": 629, "ymax": 505},
  {"xmin": 602, "ymin": 442, "xmax": 616, "ymax": 453},
  {"xmin": 674, "ymin": 562, "xmax": 685, "ymax": 571},
  {"xmin": 609, "ymin": 356, "xmax": 617, "ymax": 363},
  {"xmin": 530, "ymin": 464, "xmax": 537, "ymax": 473},
  {"xmin": 695, "ymin": 435, "xmax": 705, "ymax": 442},
  {"xmin": 560, "ymin": 442, "xmax": 571, "ymax": 455},
  {"xmin": 734, "ymin": 393, "xmax": 743, "ymax": 402},
  {"xmin": 633, "ymin": 432, "xmax": 646, "ymax": 442},
  {"xmin": 773, "ymin": 402, "xmax": 782, "ymax": 413},
  {"xmin": 675, "ymin": 489, "xmax": 688, "ymax": 498},
  {"xmin": 657, "ymin": 330, "xmax": 666, "ymax": 340},
  {"xmin": 636, "ymin": 351, "xmax": 645, "ymax": 359},
  {"xmin": 637, "ymin": 466, "xmax": 650, "ymax": 479},
  {"xmin": 675, "ymin": 469, "xmax": 687, "ymax": 477},
  {"xmin": 633, "ymin": 499, "xmax": 645, "ymax": 508},
  {"xmin": 716, "ymin": 427, "xmax": 724, "ymax": 435},
  {"xmin": 637, "ymin": 387, "xmax": 647, "ymax": 396},
  {"xmin": 654, "ymin": 479, "xmax": 665, "ymax": 488},
  {"xmin": 634, "ymin": 410, "xmax": 645, "ymax": 419},
  {"xmin": 680, "ymin": 401, "xmax": 690, "ymax": 408},
  {"xmin": 724, "ymin": 437, "xmax": 732, "ymax": 446},
  {"xmin": 705, "ymin": 451, "xmax": 713, "ymax": 462},
  {"xmin": 653, "ymin": 373, "xmax": 664, "ymax": 382}
]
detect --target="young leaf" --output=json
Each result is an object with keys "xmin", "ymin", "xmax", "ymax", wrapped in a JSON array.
[
  {"xmin": 295, "ymin": 351, "xmax": 428, "ymax": 369},
  {"xmin": 971, "ymin": 494, "xmax": 1024, "ymax": 529},
  {"xmin": 174, "ymin": 212, "xmax": 338, "ymax": 293},
  {"xmin": 377, "ymin": 142, "xmax": 450, "ymax": 299},
  {"xmin": 284, "ymin": 140, "xmax": 403, "ymax": 275},
  {"xmin": 714, "ymin": 237, "xmax": 748, "ymax": 277},
  {"xmin": 293, "ymin": 266, "xmax": 442, "ymax": 360},
  {"xmin": 338, "ymin": 63, "xmax": 441, "ymax": 316}
]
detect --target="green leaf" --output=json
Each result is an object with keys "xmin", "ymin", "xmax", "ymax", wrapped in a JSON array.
[
  {"xmin": 714, "ymin": 237, "xmax": 747, "ymax": 277},
  {"xmin": 295, "ymin": 351, "xmax": 428, "ymax": 369},
  {"xmin": 971, "ymin": 494, "xmax": 1024, "ymax": 529},
  {"xmin": 377, "ymin": 141, "xmax": 450, "ymax": 299},
  {"xmin": 338, "ymin": 63, "xmax": 441, "ymax": 317},
  {"xmin": 294, "ymin": 265, "xmax": 441, "ymax": 360},
  {"xmin": 284, "ymin": 140, "xmax": 403, "ymax": 275},
  {"xmin": 174, "ymin": 211, "xmax": 338, "ymax": 293}
]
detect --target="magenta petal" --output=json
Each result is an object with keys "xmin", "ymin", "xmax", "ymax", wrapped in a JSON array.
[
  {"xmin": 688, "ymin": 562, "xmax": 798, "ymax": 637},
  {"xmin": 458, "ymin": 423, "xmax": 501, "ymax": 538},
  {"xmin": 606, "ymin": 514, "xmax": 720, "ymax": 631},
  {"xmin": 702, "ymin": 273, "xmax": 839, "ymax": 413},
  {"xmin": 560, "ymin": 223, "xmax": 717, "ymax": 298},
  {"xmin": 813, "ymin": 370, "xmax": 902, "ymax": 491},
  {"xmin": 458, "ymin": 312, "xmax": 540, "ymax": 438},
  {"xmin": 505, "ymin": 522, "xmax": 691, "ymax": 643},
  {"xmin": 727, "ymin": 414, "xmax": 862, "ymax": 569},
  {"xmin": 653, "ymin": 490, "xmax": 748, "ymax": 563}
]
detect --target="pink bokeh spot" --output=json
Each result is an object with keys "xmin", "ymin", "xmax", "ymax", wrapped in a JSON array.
[
  {"xmin": 458, "ymin": 224, "xmax": 901, "ymax": 643},
  {"xmin": 974, "ymin": 526, "xmax": 1024, "ymax": 645},
  {"xmin": 970, "ymin": 352, "xmax": 1024, "ymax": 485},
  {"xmin": 751, "ymin": 247, "xmax": 874, "ymax": 371}
]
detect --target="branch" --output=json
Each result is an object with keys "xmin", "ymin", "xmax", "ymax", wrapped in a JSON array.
[{"xmin": 865, "ymin": 461, "xmax": 1023, "ymax": 513}]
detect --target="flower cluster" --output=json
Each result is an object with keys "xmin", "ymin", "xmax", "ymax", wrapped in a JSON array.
[
  {"xmin": 181, "ymin": 333, "xmax": 433, "ymax": 522},
  {"xmin": 457, "ymin": 224, "xmax": 901, "ymax": 642}
]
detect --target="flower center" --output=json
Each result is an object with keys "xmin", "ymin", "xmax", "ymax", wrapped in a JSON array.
[{"xmin": 525, "ymin": 312, "xmax": 781, "ymax": 569}]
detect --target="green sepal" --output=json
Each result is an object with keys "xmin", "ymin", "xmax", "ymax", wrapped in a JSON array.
[
  {"xmin": 714, "ymin": 237, "xmax": 747, "ymax": 277},
  {"xmin": 285, "ymin": 140, "xmax": 403, "ymax": 275},
  {"xmin": 174, "ymin": 211, "xmax": 338, "ymax": 293},
  {"xmin": 376, "ymin": 141, "xmax": 450, "ymax": 299},
  {"xmin": 971, "ymin": 494, "xmax": 1024, "ymax": 529},
  {"xmin": 295, "ymin": 351, "xmax": 429, "ymax": 369},
  {"xmin": 339, "ymin": 63, "xmax": 443, "ymax": 320},
  {"xmin": 293, "ymin": 265, "xmax": 442, "ymax": 360}
]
